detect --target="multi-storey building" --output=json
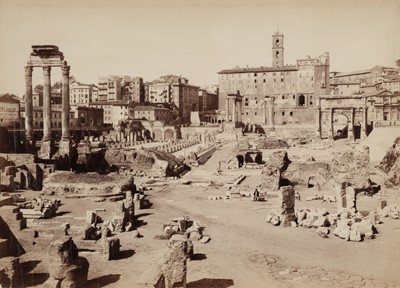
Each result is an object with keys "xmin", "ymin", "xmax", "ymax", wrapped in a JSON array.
[
  {"xmin": 148, "ymin": 82, "xmax": 172, "ymax": 104},
  {"xmin": 98, "ymin": 76, "xmax": 122, "ymax": 101},
  {"xmin": 218, "ymin": 32, "xmax": 330, "ymax": 125},
  {"xmin": 0, "ymin": 94, "xmax": 21, "ymax": 128},
  {"xmin": 331, "ymin": 64, "xmax": 400, "ymax": 96},
  {"xmin": 89, "ymin": 100, "xmax": 129, "ymax": 126},
  {"xmin": 146, "ymin": 75, "xmax": 200, "ymax": 119},
  {"xmin": 131, "ymin": 77, "xmax": 145, "ymax": 103},
  {"xmin": 172, "ymin": 82, "xmax": 199, "ymax": 119},
  {"xmin": 198, "ymin": 89, "xmax": 218, "ymax": 112},
  {"xmin": 382, "ymin": 79, "xmax": 400, "ymax": 93},
  {"xmin": 70, "ymin": 82, "xmax": 96, "ymax": 106},
  {"xmin": 120, "ymin": 76, "xmax": 144, "ymax": 103}
]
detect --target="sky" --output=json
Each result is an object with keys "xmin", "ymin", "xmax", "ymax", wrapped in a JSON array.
[{"xmin": 0, "ymin": 0, "xmax": 399, "ymax": 97}]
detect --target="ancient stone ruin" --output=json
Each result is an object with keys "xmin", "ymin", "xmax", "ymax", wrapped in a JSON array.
[{"xmin": 44, "ymin": 236, "xmax": 89, "ymax": 288}]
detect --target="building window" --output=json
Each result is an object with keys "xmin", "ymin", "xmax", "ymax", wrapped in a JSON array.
[
  {"xmin": 282, "ymin": 95, "xmax": 285, "ymax": 100},
  {"xmin": 290, "ymin": 111, "xmax": 293, "ymax": 116},
  {"xmin": 282, "ymin": 112, "xmax": 285, "ymax": 116},
  {"xmin": 255, "ymin": 112, "xmax": 257, "ymax": 116}
]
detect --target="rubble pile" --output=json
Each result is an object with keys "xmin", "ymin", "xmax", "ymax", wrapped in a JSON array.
[
  {"xmin": 379, "ymin": 137, "xmax": 400, "ymax": 187},
  {"xmin": 18, "ymin": 197, "xmax": 61, "ymax": 219},
  {"xmin": 162, "ymin": 216, "xmax": 211, "ymax": 244},
  {"xmin": 266, "ymin": 203, "xmax": 400, "ymax": 242},
  {"xmin": 305, "ymin": 193, "xmax": 336, "ymax": 202},
  {"xmin": 332, "ymin": 144, "xmax": 370, "ymax": 190}
]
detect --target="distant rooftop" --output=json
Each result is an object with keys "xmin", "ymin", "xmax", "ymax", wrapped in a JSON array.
[
  {"xmin": 0, "ymin": 94, "xmax": 20, "ymax": 104},
  {"xmin": 218, "ymin": 65, "xmax": 298, "ymax": 74}
]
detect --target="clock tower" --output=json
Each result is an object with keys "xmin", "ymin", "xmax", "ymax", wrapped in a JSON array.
[{"xmin": 272, "ymin": 32, "xmax": 284, "ymax": 68}]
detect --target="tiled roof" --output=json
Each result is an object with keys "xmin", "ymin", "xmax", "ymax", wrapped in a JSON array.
[{"xmin": 218, "ymin": 65, "xmax": 298, "ymax": 74}]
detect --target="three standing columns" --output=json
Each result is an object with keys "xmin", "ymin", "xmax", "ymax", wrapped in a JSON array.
[{"xmin": 24, "ymin": 63, "xmax": 71, "ymax": 157}]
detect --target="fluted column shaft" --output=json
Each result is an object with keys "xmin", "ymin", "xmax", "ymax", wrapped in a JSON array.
[
  {"xmin": 61, "ymin": 65, "xmax": 70, "ymax": 139},
  {"xmin": 42, "ymin": 66, "xmax": 52, "ymax": 141},
  {"xmin": 25, "ymin": 66, "xmax": 33, "ymax": 140}
]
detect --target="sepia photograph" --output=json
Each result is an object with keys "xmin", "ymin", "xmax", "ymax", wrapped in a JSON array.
[{"xmin": 0, "ymin": 0, "xmax": 399, "ymax": 287}]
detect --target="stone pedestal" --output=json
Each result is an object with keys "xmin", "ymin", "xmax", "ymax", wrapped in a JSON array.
[
  {"xmin": 58, "ymin": 139, "xmax": 71, "ymax": 158},
  {"xmin": 39, "ymin": 140, "xmax": 54, "ymax": 160},
  {"xmin": 102, "ymin": 236, "xmax": 120, "ymax": 260},
  {"xmin": 280, "ymin": 186, "xmax": 296, "ymax": 226}
]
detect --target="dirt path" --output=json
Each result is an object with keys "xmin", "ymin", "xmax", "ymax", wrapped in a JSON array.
[{"xmin": 19, "ymin": 140, "xmax": 400, "ymax": 288}]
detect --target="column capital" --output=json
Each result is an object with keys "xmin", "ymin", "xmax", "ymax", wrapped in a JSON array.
[
  {"xmin": 42, "ymin": 65, "xmax": 51, "ymax": 75},
  {"xmin": 25, "ymin": 66, "xmax": 33, "ymax": 76},
  {"xmin": 62, "ymin": 65, "xmax": 70, "ymax": 75}
]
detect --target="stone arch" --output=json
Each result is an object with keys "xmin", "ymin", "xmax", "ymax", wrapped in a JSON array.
[
  {"xmin": 164, "ymin": 128, "xmax": 174, "ymax": 141},
  {"xmin": 143, "ymin": 129, "xmax": 151, "ymax": 140},
  {"xmin": 333, "ymin": 113, "xmax": 349, "ymax": 140}
]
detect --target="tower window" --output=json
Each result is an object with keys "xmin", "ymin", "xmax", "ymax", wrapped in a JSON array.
[
  {"xmin": 282, "ymin": 112, "xmax": 285, "ymax": 116},
  {"xmin": 276, "ymin": 39, "xmax": 280, "ymax": 46},
  {"xmin": 290, "ymin": 111, "xmax": 293, "ymax": 116},
  {"xmin": 276, "ymin": 51, "xmax": 279, "ymax": 57}
]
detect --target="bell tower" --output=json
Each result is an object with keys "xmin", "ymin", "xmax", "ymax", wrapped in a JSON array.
[{"xmin": 272, "ymin": 32, "xmax": 284, "ymax": 68}]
